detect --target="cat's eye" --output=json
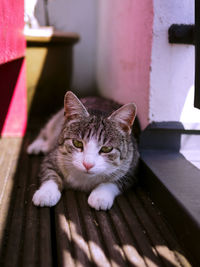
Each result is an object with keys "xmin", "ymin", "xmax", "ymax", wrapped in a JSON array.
[
  {"xmin": 100, "ymin": 146, "xmax": 113, "ymax": 153},
  {"xmin": 73, "ymin": 139, "xmax": 83, "ymax": 150}
]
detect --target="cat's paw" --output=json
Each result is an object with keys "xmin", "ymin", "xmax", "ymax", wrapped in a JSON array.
[
  {"xmin": 32, "ymin": 181, "xmax": 61, "ymax": 207},
  {"xmin": 27, "ymin": 139, "xmax": 49, "ymax": 155},
  {"xmin": 88, "ymin": 191, "xmax": 114, "ymax": 210},
  {"xmin": 88, "ymin": 183, "xmax": 120, "ymax": 211}
]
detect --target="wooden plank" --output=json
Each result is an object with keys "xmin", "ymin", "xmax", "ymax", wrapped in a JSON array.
[
  {"xmin": 21, "ymin": 155, "xmax": 40, "ymax": 267},
  {"xmin": 64, "ymin": 190, "xmax": 92, "ymax": 267},
  {"xmin": 54, "ymin": 200, "xmax": 76, "ymax": 267},
  {"xmin": 0, "ymin": 137, "xmax": 53, "ymax": 267},
  {"xmin": 136, "ymin": 188, "xmax": 192, "ymax": 267},
  {"xmin": 26, "ymin": 147, "xmax": 53, "ymax": 267},
  {"xmin": 108, "ymin": 200, "xmax": 148, "ymax": 266},
  {"xmin": 94, "ymin": 208, "xmax": 127, "ymax": 267},
  {"xmin": 1, "ymin": 138, "xmax": 29, "ymax": 267},
  {"xmin": 127, "ymin": 190, "xmax": 183, "ymax": 267},
  {"xmin": 115, "ymin": 193, "xmax": 161, "ymax": 267},
  {"xmin": 39, "ymin": 207, "xmax": 53, "ymax": 267},
  {"xmin": 21, "ymin": 154, "xmax": 53, "ymax": 267},
  {"xmin": 0, "ymin": 138, "xmax": 22, "ymax": 204},
  {"xmin": 0, "ymin": 138, "xmax": 22, "ymax": 250},
  {"xmin": 77, "ymin": 192, "xmax": 111, "ymax": 267}
]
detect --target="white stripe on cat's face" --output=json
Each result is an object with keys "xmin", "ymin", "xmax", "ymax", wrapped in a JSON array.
[{"xmin": 72, "ymin": 139, "xmax": 115, "ymax": 176}]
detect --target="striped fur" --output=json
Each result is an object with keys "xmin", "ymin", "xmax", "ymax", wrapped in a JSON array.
[{"xmin": 29, "ymin": 91, "xmax": 139, "ymax": 210}]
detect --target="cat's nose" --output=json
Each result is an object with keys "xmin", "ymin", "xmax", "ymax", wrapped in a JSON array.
[{"xmin": 83, "ymin": 162, "xmax": 94, "ymax": 171}]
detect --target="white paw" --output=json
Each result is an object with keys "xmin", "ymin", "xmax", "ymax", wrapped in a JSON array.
[
  {"xmin": 88, "ymin": 183, "xmax": 120, "ymax": 211},
  {"xmin": 27, "ymin": 139, "xmax": 49, "ymax": 155},
  {"xmin": 88, "ymin": 191, "xmax": 114, "ymax": 210},
  {"xmin": 32, "ymin": 180, "xmax": 61, "ymax": 207}
]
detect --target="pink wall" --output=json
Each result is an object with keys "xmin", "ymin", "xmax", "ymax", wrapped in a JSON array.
[
  {"xmin": 97, "ymin": 0, "xmax": 153, "ymax": 129},
  {"xmin": 0, "ymin": 0, "xmax": 25, "ymax": 64},
  {"xmin": 0, "ymin": 0, "xmax": 27, "ymax": 136}
]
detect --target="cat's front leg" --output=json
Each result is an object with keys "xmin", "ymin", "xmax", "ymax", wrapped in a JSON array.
[
  {"xmin": 33, "ymin": 180, "xmax": 62, "ymax": 207},
  {"xmin": 27, "ymin": 138, "xmax": 50, "ymax": 155},
  {"xmin": 88, "ymin": 183, "xmax": 120, "ymax": 211}
]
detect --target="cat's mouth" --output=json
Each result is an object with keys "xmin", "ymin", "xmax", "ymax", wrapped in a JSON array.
[
  {"xmin": 84, "ymin": 170, "xmax": 94, "ymax": 175},
  {"xmin": 83, "ymin": 169, "xmax": 95, "ymax": 175}
]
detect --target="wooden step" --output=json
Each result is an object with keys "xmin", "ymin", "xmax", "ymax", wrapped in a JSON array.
[{"xmin": 0, "ymin": 136, "xmax": 192, "ymax": 266}]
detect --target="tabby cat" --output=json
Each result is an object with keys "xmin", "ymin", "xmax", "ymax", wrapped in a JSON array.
[{"xmin": 27, "ymin": 91, "xmax": 139, "ymax": 210}]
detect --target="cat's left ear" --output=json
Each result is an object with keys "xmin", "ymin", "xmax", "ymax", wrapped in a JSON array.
[
  {"xmin": 108, "ymin": 103, "xmax": 137, "ymax": 134},
  {"xmin": 64, "ymin": 91, "xmax": 89, "ymax": 119}
]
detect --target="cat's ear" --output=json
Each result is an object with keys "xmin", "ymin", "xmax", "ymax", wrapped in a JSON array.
[
  {"xmin": 108, "ymin": 103, "xmax": 137, "ymax": 134},
  {"xmin": 64, "ymin": 91, "xmax": 89, "ymax": 119}
]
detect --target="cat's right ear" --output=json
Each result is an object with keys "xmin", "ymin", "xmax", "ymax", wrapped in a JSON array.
[{"xmin": 64, "ymin": 91, "xmax": 89, "ymax": 119}]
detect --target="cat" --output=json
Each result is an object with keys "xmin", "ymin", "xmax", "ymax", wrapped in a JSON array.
[{"xmin": 27, "ymin": 91, "xmax": 139, "ymax": 210}]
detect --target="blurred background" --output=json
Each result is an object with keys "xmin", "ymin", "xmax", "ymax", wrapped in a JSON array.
[
  {"xmin": 0, "ymin": 0, "xmax": 199, "ymax": 134},
  {"xmin": 34, "ymin": 0, "xmax": 198, "ymax": 129}
]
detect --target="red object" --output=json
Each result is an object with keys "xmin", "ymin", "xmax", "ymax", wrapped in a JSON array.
[
  {"xmin": 0, "ymin": 0, "xmax": 27, "ymax": 136},
  {"xmin": 0, "ymin": 58, "xmax": 27, "ymax": 136}
]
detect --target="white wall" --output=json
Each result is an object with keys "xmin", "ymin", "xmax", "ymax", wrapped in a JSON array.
[
  {"xmin": 150, "ymin": 0, "xmax": 200, "ymax": 123},
  {"xmin": 35, "ymin": 0, "xmax": 97, "ymax": 95}
]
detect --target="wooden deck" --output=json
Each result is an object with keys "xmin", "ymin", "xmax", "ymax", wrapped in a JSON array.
[{"xmin": 0, "ymin": 135, "xmax": 193, "ymax": 267}]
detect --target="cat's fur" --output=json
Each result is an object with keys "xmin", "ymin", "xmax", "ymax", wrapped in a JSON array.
[{"xmin": 28, "ymin": 91, "xmax": 139, "ymax": 210}]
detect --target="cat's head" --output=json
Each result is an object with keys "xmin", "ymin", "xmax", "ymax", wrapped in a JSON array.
[{"xmin": 59, "ymin": 91, "xmax": 137, "ymax": 178}]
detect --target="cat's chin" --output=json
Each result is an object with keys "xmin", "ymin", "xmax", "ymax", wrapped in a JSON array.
[
  {"xmin": 72, "ymin": 168, "xmax": 96, "ymax": 177},
  {"xmin": 84, "ymin": 171, "xmax": 93, "ymax": 175},
  {"xmin": 83, "ymin": 170, "xmax": 96, "ymax": 176}
]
